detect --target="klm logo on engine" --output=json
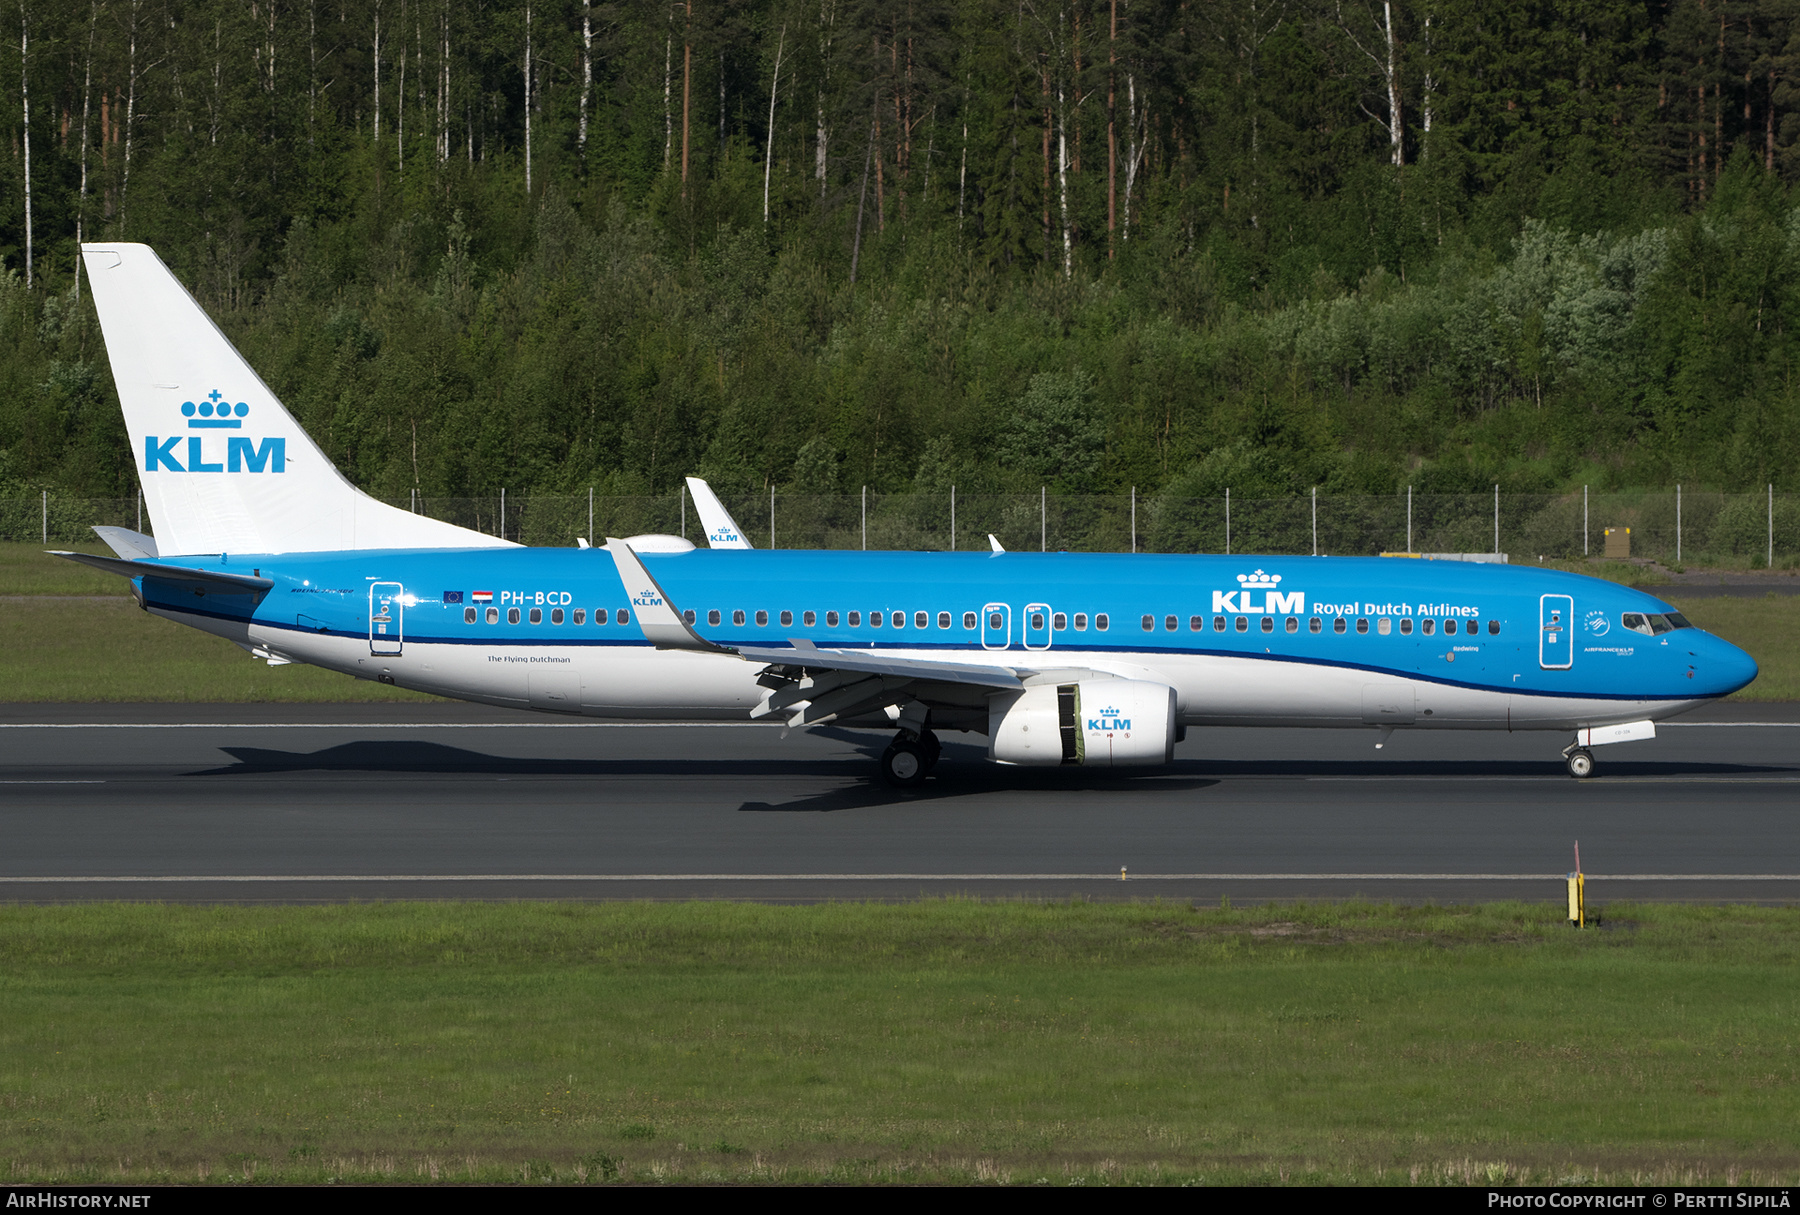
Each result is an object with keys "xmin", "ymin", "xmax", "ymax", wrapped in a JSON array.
[
  {"xmin": 1088, "ymin": 706, "xmax": 1131, "ymax": 732},
  {"xmin": 1212, "ymin": 569, "xmax": 1304, "ymax": 614},
  {"xmin": 143, "ymin": 390, "xmax": 286, "ymax": 474}
]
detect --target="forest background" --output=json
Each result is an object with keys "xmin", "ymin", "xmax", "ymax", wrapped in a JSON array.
[{"xmin": 0, "ymin": 0, "xmax": 1798, "ymax": 509}]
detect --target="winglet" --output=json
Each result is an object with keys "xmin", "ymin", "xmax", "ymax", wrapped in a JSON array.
[
  {"xmin": 988, "ymin": 534, "xmax": 1006, "ymax": 553},
  {"xmin": 603, "ymin": 537, "xmax": 731, "ymax": 652},
  {"xmin": 685, "ymin": 477, "xmax": 754, "ymax": 549}
]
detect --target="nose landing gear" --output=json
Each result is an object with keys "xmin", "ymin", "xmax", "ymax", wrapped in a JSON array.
[
  {"xmin": 1563, "ymin": 745, "xmax": 1596, "ymax": 779},
  {"xmin": 880, "ymin": 728, "xmax": 941, "ymax": 788}
]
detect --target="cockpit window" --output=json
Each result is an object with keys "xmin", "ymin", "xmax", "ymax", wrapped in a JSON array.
[{"xmin": 1623, "ymin": 611, "xmax": 1679, "ymax": 636}]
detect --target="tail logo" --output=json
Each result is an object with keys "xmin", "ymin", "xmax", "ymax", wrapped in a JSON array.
[{"xmin": 146, "ymin": 390, "xmax": 285, "ymax": 474}]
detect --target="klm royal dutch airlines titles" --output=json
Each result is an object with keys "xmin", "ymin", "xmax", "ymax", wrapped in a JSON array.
[{"xmin": 54, "ymin": 243, "xmax": 1757, "ymax": 786}]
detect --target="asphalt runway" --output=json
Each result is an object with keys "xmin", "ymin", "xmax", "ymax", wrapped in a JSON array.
[{"xmin": 2, "ymin": 701, "xmax": 1797, "ymax": 904}]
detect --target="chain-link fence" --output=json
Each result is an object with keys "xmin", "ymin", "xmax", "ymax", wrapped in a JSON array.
[{"xmin": 5, "ymin": 488, "xmax": 1796, "ymax": 567}]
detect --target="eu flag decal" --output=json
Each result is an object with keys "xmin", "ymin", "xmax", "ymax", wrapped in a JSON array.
[{"xmin": 442, "ymin": 591, "xmax": 464, "ymax": 604}]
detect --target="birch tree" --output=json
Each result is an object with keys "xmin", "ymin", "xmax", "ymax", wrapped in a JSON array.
[
  {"xmin": 18, "ymin": 0, "xmax": 29, "ymax": 288},
  {"xmin": 1334, "ymin": 0, "xmax": 1405, "ymax": 167}
]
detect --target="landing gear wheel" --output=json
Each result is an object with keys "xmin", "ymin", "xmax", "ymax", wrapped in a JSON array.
[
  {"xmin": 881, "ymin": 739, "xmax": 929, "ymax": 788},
  {"xmin": 919, "ymin": 729, "xmax": 942, "ymax": 772},
  {"xmin": 1566, "ymin": 748, "xmax": 1596, "ymax": 779}
]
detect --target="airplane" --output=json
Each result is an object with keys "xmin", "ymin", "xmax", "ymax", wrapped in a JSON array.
[{"xmin": 54, "ymin": 243, "xmax": 1758, "ymax": 787}]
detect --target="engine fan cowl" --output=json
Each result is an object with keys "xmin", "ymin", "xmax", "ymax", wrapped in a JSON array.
[{"xmin": 989, "ymin": 680, "xmax": 1177, "ymax": 767}]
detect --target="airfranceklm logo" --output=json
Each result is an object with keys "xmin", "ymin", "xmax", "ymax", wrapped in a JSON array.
[
  {"xmin": 143, "ymin": 389, "xmax": 286, "ymax": 474},
  {"xmin": 1212, "ymin": 569, "xmax": 1305, "ymax": 615}
]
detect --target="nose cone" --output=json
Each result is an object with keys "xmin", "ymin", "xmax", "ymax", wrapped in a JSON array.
[{"xmin": 1697, "ymin": 631, "xmax": 1759, "ymax": 697}]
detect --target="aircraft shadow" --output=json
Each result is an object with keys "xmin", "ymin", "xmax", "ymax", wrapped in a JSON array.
[{"xmin": 189, "ymin": 741, "xmax": 873, "ymax": 778}]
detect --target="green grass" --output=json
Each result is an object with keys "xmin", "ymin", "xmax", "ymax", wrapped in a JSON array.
[
  {"xmin": 0, "ymin": 597, "xmax": 435, "ymax": 702},
  {"xmin": 0, "ymin": 900, "xmax": 1795, "ymax": 1185},
  {"xmin": 0, "ymin": 542, "xmax": 130, "ymax": 596}
]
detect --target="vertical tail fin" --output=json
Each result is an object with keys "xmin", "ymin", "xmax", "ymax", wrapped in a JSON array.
[
  {"xmin": 82, "ymin": 243, "xmax": 514, "ymax": 555},
  {"xmin": 685, "ymin": 477, "xmax": 753, "ymax": 549}
]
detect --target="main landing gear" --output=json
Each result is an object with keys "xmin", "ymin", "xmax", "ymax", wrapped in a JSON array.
[{"xmin": 880, "ymin": 729, "xmax": 942, "ymax": 789}]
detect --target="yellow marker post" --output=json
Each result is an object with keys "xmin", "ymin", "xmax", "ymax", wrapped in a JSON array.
[{"xmin": 1567, "ymin": 841, "xmax": 1585, "ymax": 929}]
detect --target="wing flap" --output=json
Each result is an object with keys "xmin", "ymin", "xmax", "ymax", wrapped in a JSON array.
[{"xmin": 736, "ymin": 639, "xmax": 1024, "ymax": 689}]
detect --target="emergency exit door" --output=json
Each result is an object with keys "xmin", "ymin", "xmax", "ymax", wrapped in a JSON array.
[
  {"xmin": 370, "ymin": 582, "xmax": 405, "ymax": 655},
  {"xmin": 1539, "ymin": 594, "xmax": 1573, "ymax": 670}
]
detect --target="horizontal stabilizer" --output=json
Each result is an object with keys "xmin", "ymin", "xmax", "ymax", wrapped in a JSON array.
[
  {"xmin": 49, "ymin": 550, "xmax": 273, "ymax": 593},
  {"xmin": 737, "ymin": 639, "xmax": 1023, "ymax": 689},
  {"xmin": 92, "ymin": 526, "xmax": 159, "ymax": 560}
]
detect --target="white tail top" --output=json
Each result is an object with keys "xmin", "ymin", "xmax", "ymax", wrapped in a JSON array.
[{"xmin": 82, "ymin": 243, "xmax": 514, "ymax": 556}]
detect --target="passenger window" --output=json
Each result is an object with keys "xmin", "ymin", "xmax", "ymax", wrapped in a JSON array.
[
  {"xmin": 707, "ymin": 609, "xmax": 721, "ymax": 626},
  {"xmin": 487, "ymin": 606, "xmax": 499, "ymax": 624},
  {"xmin": 1442, "ymin": 619, "xmax": 1455, "ymax": 635},
  {"xmin": 755, "ymin": 610, "xmax": 769, "ymax": 627},
  {"xmin": 1421, "ymin": 618, "xmax": 1435, "ymax": 635},
  {"xmin": 551, "ymin": 608, "xmax": 564, "ymax": 625},
  {"xmin": 1488, "ymin": 619, "xmax": 1500, "ymax": 635},
  {"xmin": 615, "ymin": 609, "xmax": 628, "ymax": 625},
  {"xmin": 574, "ymin": 609, "xmax": 586, "ymax": 625},
  {"xmin": 1309, "ymin": 617, "xmax": 1321, "ymax": 634},
  {"xmin": 1142, "ymin": 615, "xmax": 1155, "ymax": 631},
  {"xmin": 849, "ymin": 611, "xmax": 861, "ymax": 626},
  {"xmin": 1285, "ymin": 617, "xmax": 1298, "ymax": 633},
  {"xmin": 733, "ymin": 610, "xmax": 746, "ymax": 626},
  {"xmin": 1096, "ymin": 614, "xmax": 1109, "ymax": 631},
  {"xmin": 508, "ymin": 607, "xmax": 521, "ymax": 625},
  {"xmin": 1053, "ymin": 613, "xmax": 1066, "ymax": 630},
  {"xmin": 964, "ymin": 611, "xmax": 977, "ymax": 629},
  {"xmin": 464, "ymin": 606, "xmax": 477, "ymax": 624},
  {"xmin": 1377, "ymin": 617, "xmax": 1391, "ymax": 635},
  {"xmin": 1399, "ymin": 617, "xmax": 1412, "ymax": 635},
  {"xmin": 1032, "ymin": 612, "xmax": 1046, "ymax": 630},
  {"xmin": 529, "ymin": 608, "xmax": 543, "ymax": 625},
  {"xmin": 827, "ymin": 611, "xmax": 840, "ymax": 627},
  {"xmin": 1190, "ymin": 616, "xmax": 1204, "ymax": 631},
  {"xmin": 805, "ymin": 611, "xmax": 817, "ymax": 627},
  {"xmin": 892, "ymin": 611, "xmax": 905, "ymax": 628},
  {"xmin": 780, "ymin": 610, "xmax": 793, "ymax": 627},
  {"xmin": 1213, "ymin": 616, "xmax": 1226, "ymax": 632},
  {"xmin": 1073, "ymin": 613, "xmax": 1087, "ymax": 631},
  {"xmin": 1333, "ymin": 617, "xmax": 1347, "ymax": 634},
  {"xmin": 989, "ymin": 611, "xmax": 1003, "ymax": 629},
  {"xmin": 871, "ymin": 611, "xmax": 884, "ymax": 628},
  {"xmin": 1355, "ymin": 618, "xmax": 1368, "ymax": 634},
  {"xmin": 1465, "ymin": 619, "xmax": 1479, "ymax": 635},
  {"xmin": 938, "ymin": 611, "xmax": 952, "ymax": 629},
  {"xmin": 916, "ymin": 611, "xmax": 928, "ymax": 629},
  {"xmin": 1260, "ymin": 616, "xmax": 1274, "ymax": 633},
  {"xmin": 1235, "ymin": 617, "xmax": 1248, "ymax": 633}
]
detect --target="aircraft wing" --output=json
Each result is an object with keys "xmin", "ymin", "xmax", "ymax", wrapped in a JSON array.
[
  {"xmin": 50, "ymin": 551, "xmax": 275, "ymax": 594},
  {"xmin": 735, "ymin": 639, "xmax": 1024, "ymax": 689},
  {"xmin": 685, "ymin": 477, "xmax": 754, "ymax": 549}
]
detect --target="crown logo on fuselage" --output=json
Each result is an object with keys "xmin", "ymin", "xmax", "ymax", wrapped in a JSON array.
[
  {"xmin": 181, "ymin": 389, "xmax": 250, "ymax": 429},
  {"xmin": 1236, "ymin": 569, "xmax": 1282, "ymax": 588}
]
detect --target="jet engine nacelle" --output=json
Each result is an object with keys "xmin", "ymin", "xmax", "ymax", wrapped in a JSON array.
[{"xmin": 988, "ymin": 680, "xmax": 1177, "ymax": 767}]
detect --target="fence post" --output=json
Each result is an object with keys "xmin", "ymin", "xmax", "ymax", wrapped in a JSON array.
[
  {"xmin": 861, "ymin": 486, "xmax": 866, "ymax": 551},
  {"xmin": 1225, "ymin": 488, "xmax": 1231, "ymax": 556},
  {"xmin": 770, "ymin": 486, "xmax": 775, "ymax": 550},
  {"xmin": 1583, "ymin": 485, "xmax": 1588, "ymax": 557},
  {"xmin": 1311, "ymin": 487, "xmax": 1318, "ymax": 556},
  {"xmin": 137, "ymin": 490, "xmax": 142, "ymax": 534},
  {"xmin": 1041, "ymin": 486, "xmax": 1046, "ymax": 552},
  {"xmin": 681, "ymin": 482, "xmax": 687, "ymax": 540},
  {"xmin": 1131, "ymin": 487, "xmax": 1136, "ymax": 554},
  {"xmin": 1676, "ymin": 484, "xmax": 1681, "ymax": 565},
  {"xmin": 950, "ymin": 485, "xmax": 955, "ymax": 552},
  {"xmin": 588, "ymin": 487, "xmax": 593, "ymax": 545},
  {"xmin": 42, "ymin": 490, "xmax": 47, "ymax": 544},
  {"xmin": 500, "ymin": 488, "xmax": 506, "ymax": 541},
  {"xmin": 1407, "ymin": 484, "xmax": 1412, "ymax": 553},
  {"xmin": 1771, "ymin": 484, "xmax": 1776, "ymax": 570},
  {"xmin": 1493, "ymin": 484, "xmax": 1499, "ymax": 555}
]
